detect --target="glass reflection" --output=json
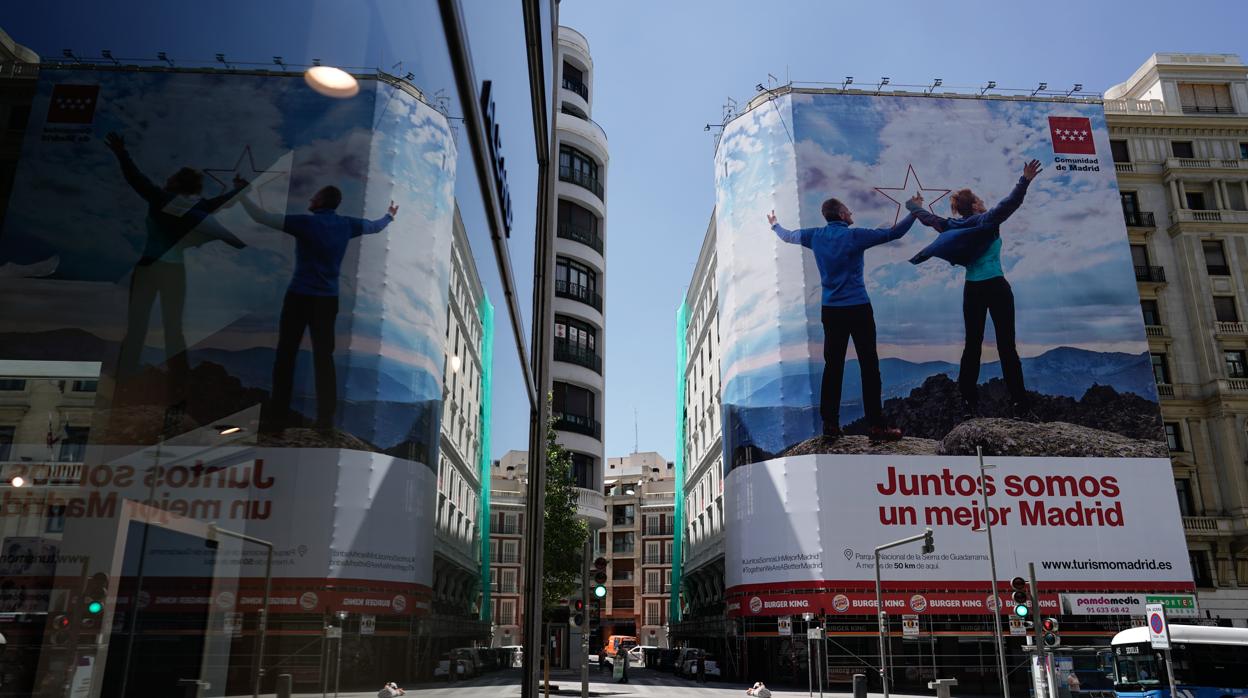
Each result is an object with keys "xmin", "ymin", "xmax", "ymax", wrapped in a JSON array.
[{"xmin": 0, "ymin": 2, "xmax": 544, "ymax": 694}]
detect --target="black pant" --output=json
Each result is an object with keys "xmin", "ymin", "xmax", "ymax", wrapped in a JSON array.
[
  {"xmin": 117, "ymin": 260, "xmax": 189, "ymax": 384},
  {"xmin": 271, "ymin": 292, "xmax": 339, "ymax": 428},
  {"xmin": 821, "ymin": 303, "xmax": 883, "ymax": 429},
  {"xmin": 960, "ymin": 276, "xmax": 1026, "ymax": 405}
]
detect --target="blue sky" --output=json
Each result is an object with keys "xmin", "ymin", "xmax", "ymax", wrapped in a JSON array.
[{"xmin": 558, "ymin": 0, "xmax": 1248, "ymax": 458}]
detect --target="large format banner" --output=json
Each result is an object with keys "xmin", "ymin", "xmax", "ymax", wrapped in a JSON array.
[
  {"xmin": 714, "ymin": 92, "xmax": 1190, "ymax": 598},
  {"xmin": 0, "ymin": 69, "xmax": 457, "ymax": 458},
  {"xmin": 0, "ymin": 69, "xmax": 457, "ymax": 602}
]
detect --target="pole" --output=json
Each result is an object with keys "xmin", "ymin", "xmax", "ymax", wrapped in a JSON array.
[
  {"xmin": 1164, "ymin": 649, "xmax": 1177, "ymax": 698},
  {"xmin": 581, "ymin": 538, "xmax": 591, "ymax": 698},
  {"xmin": 875, "ymin": 549, "xmax": 888, "ymax": 698},
  {"xmin": 978, "ymin": 446, "xmax": 1010, "ymax": 698},
  {"xmin": 816, "ymin": 624, "xmax": 824, "ymax": 698},
  {"xmin": 807, "ymin": 632, "xmax": 813, "ymax": 698},
  {"xmin": 333, "ymin": 631, "xmax": 342, "ymax": 698},
  {"xmin": 1028, "ymin": 562, "xmax": 1050, "ymax": 698}
]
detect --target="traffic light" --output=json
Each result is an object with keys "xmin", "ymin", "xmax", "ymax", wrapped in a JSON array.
[
  {"xmin": 571, "ymin": 598, "xmax": 586, "ymax": 628},
  {"xmin": 50, "ymin": 614, "xmax": 71, "ymax": 645},
  {"xmin": 1010, "ymin": 576, "xmax": 1031, "ymax": 620},
  {"xmin": 593, "ymin": 556, "xmax": 608, "ymax": 600},
  {"xmin": 921, "ymin": 528, "xmax": 935, "ymax": 555},
  {"xmin": 81, "ymin": 572, "xmax": 108, "ymax": 628},
  {"xmin": 1042, "ymin": 617, "xmax": 1060, "ymax": 646}
]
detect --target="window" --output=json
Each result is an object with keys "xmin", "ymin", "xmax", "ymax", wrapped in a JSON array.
[
  {"xmin": 1130, "ymin": 244, "xmax": 1150, "ymax": 268},
  {"xmin": 71, "ymin": 379, "xmax": 98, "ymax": 392},
  {"xmin": 1214, "ymin": 296, "xmax": 1239, "ymax": 323},
  {"xmin": 1121, "ymin": 191, "xmax": 1140, "ymax": 214},
  {"xmin": 1189, "ymin": 550, "xmax": 1213, "ymax": 587},
  {"xmin": 1241, "ymin": 143, "xmax": 1248, "ymax": 160},
  {"xmin": 1171, "ymin": 141, "xmax": 1195, "ymax": 159},
  {"xmin": 555, "ymin": 257, "xmax": 600, "ymax": 309},
  {"xmin": 1110, "ymin": 140, "xmax": 1130, "ymax": 163},
  {"xmin": 612, "ymin": 531, "xmax": 635, "ymax": 553},
  {"xmin": 644, "ymin": 540, "xmax": 661, "ymax": 563},
  {"xmin": 552, "ymin": 381, "xmax": 597, "ymax": 437},
  {"xmin": 1225, "ymin": 350, "xmax": 1247, "ymax": 378},
  {"xmin": 558, "ymin": 145, "xmax": 602, "ymax": 197},
  {"xmin": 499, "ymin": 599, "xmax": 517, "ymax": 626},
  {"xmin": 1186, "ymin": 191, "xmax": 1207, "ymax": 210},
  {"xmin": 569, "ymin": 452, "xmax": 594, "ymax": 489},
  {"xmin": 1205, "ymin": 241, "xmax": 1230, "ymax": 275},
  {"xmin": 1141, "ymin": 299, "xmax": 1161, "ymax": 326},
  {"xmin": 0, "ymin": 426, "xmax": 14, "ymax": 461},
  {"xmin": 1178, "ymin": 83, "xmax": 1234, "ymax": 114},
  {"xmin": 556, "ymin": 200, "xmax": 601, "ymax": 251},
  {"xmin": 499, "ymin": 568, "xmax": 518, "ymax": 593},
  {"xmin": 58, "ymin": 426, "xmax": 89, "ymax": 462},
  {"xmin": 0, "ymin": 379, "xmax": 27, "ymax": 391},
  {"xmin": 613, "ymin": 504, "xmax": 635, "ymax": 527},
  {"xmin": 555, "ymin": 315, "xmax": 598, "ymax": 366},
  {"xmin": 645, "ymin": 599, "xmax": 662, "ymax": 626},
  {"xmin": 560, "ymin": 103, "xmax": 587, "ymax": 120},
  {"xmin": 1151, "ymin": 353, "xmax": 1171, "ymax": 384},
  {"xmin": 562, "ymin": 61, "xmax": 588, "ymax": 99},
  {"xmin": 1164, "ymin": 422, "xmax": 1183, "ymax": 452},
  {"xmin": 1174, "ymin": 478, "xmax": 1194, "ymax": 516}
]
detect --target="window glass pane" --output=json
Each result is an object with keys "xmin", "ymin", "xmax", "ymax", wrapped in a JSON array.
[
  {"xmin": 1213, "ymin": 296, "xmax": 1238, "ymax": 322},
  {"xmin": 1110, "ymin": 140, "xmax": 1131, "ymax": 163},
  {"xmin": 1164, "ymin": 423, "xmax": 1183, "ymax": 452},
  {"xmin": 1173, "ymin": 141, "xmax": 1195, "ymax": 158},
  {"xmin": 1141, "ymin": 300, "xmax": 1160, "ymax": 326}
]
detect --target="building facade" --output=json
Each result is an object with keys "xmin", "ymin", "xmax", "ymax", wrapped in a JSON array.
[
  {"xmin": 673, "ymin": 53, "xmax": 1248, "ymax": 689},
  {"xmin": 596, "ymin": 452, "xmax": 674, "ymax": 648},
  {"xmin": 1104, "ymin": 52, "xmax": 1248, "ymax": 624},
  {"xmin": 488, "ymin": 449, "xmax": 530, "ymax": 648}
]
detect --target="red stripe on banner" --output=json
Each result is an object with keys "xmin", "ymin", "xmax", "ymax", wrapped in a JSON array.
[{"xmin": 727, "ymin": 580, "xmax": 1195, "ymax": 593}]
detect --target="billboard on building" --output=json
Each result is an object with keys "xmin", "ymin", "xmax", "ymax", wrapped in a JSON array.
[
  {"xmin": 713, "ymin": 91, "xmax": 1190, "ymax": 604},
  {"xmin": 0, "ymin": 68, "xmax": 457, "ymax": 600}
]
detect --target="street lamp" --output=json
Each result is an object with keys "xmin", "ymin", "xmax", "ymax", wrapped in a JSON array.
[
  {"xmin": 973, "ymin": 446, "xmax": 1010, "ymax": 698},
  {"xmin": 874, "ymin": 528, "xmax": 935, "ymax": 698}
]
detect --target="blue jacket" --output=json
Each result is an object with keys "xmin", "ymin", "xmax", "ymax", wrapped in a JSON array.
[
  {"xmin": 241, "ymin": 197, "xmax": 393, "ymax": 296},
  {"xmin": 907, "ymin": 177, "xmax": 1031, "ymax": 276},
  {"xmin": 114, "ymin": 150, "xmax": 245, "ymax": 264},
  {"xmin": 772, "ymin": 213, "xmax": 916, "ymax": 307}
]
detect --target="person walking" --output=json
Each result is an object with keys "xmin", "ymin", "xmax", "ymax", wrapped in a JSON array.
[
  {"xmin": 768, "ymin": 196, "xmax": 920, "ymax": 442},
  {"xmin": 235, "ymin": 178, "xmax": 397, "ymax": 431},
  {"xmin": 907, "ymin": 159, "xmax": 1043, "ymax": 419}
]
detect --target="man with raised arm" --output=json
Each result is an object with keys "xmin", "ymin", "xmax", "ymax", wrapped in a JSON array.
[
  {"xmin": 767, "ymin": 196, "xmax": 919, "ymax": 442},
  {"xmin": 235, "ymin": 177, "xmax": 398, "ymax": 432},
  {"xmin": 906, "ymin": 159, "xmax": 1043, "ymax": 420}
]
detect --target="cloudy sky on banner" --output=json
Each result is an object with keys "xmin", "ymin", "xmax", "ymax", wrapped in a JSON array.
[{"xmin": 715, "ymin": 93, "xmax": 1148, "ymax": 389}]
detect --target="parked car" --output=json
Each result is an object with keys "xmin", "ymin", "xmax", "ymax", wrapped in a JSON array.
[
  {"xmin": 681, "ymin": 651, "xmax": 721, "ymax": 679},
  {"xmin": 627, "ymin": 644, "xmax": 658, "ymax": 664},
  {"xmin": 433, "ymin": 650, "xmax": 471, "ymax": 679},
  {"xmin": 601, "ymin": 634, "xmax": 638, "ymax": 659},
  {"xmin": 499, "ymin": 645, "xmax": 524, "ymax": 668},
  {"xmin": 451, "ymin": 647, "xmax": 484, "ymax": 675},
  {"xmin": 657, "ymin": 648, "xmax": 681, "ymax": 672}
]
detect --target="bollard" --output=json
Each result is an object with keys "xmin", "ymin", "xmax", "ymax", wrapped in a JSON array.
[
  {"xmin": 852, "ymin": 673, "xmax": 867, "ymax": 698},
  {"xmin": 276, "ymin": 673, "xmax": 293, "ymax": 698}
]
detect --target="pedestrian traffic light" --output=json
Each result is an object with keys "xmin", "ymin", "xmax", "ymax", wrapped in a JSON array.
[
  {"xmin": 593, "ymin": 556, "xmax": 608, "ymax": 599},
  {"xmin": 921, "ymin": 528, "xmax": 935, "ymax": 555},
  {"xmin": 1010, "ymin": 576, "xmax": 1031, "ymax": 619},
  {"xmin": 571, "ymin": 598, "xmax": 585, "ymax": 628},
  {"xmin": 1042, "ymin": 617, "xmax": 1060, "ymax": 646},
  {"xmin": 81, "ymin": 572, "xmax": 108, "ymax": 628}
]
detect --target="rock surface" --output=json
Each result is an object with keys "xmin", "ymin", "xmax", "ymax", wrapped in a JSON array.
[
  {"xmin": 256, "ymin": 427, "xmax": 376, "ymax": 451},
  {"xmin": 938, "ymin": 418, "xmax": 1168, "ymax": 458},
  {"xmin": 779, "ymin": 434, "xmax": 939, "ymax": 457}
]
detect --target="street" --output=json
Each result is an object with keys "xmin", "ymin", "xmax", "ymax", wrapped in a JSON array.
[{"xmin": 227, "ymin": 667, "xmax": 939, "ymax": 698}]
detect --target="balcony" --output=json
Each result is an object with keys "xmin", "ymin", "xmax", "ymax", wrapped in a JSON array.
[
  {"xmin": 559, "ymin": 165, "xmax": 604, "ymax": 199},
  {"xmin": 644, "ymin": 524, "xmax": 674, "ymax": 536},
  {"xmin": 490, "ymin": 552, "xmax": 521, "ymax": 564},
  {"xmin": 612, "ymin": 544, "xmax": 636, "ymax": 555},
  {"xmin": 612, "ymin": 516, "xmax": 636, "ymax": 527},
  {"xmin": 1156, "ymin": 383, "xmax": 1174, "ymax": 399},
  {"xmin": 1182, "ymin": 516, "xmax": 1234, "ymax": 535},
  {"xmin": 1170, "ymin": 209, "xmax": 1248, "ymax": 226},
  {"xmin": 493, "ymin": 523, "xmax": 521, "ymax": 535},
  {"xmin": 557, "ymin": 222, "xmax": 604, "ymax": 254},
  {"xmin": 1103, "ymin": 98, "xmax": 1168, "ymax": 116},
  {"xmin": 555, "ymin": 279, "xmax": 603, "ymax": 311},
  {"xmin": 644, "ymin": 583, "xmax": 672, "ymax": 595},
  {"xmin": 575, "ymin": 486, "xmax": 607, "ymax": 526},
  {"xmin": 1135, "ymin": 265, "xmax": 1166, "ymax": 283},
  {"xmin": 554, "ymin": 411, "xmax": 600, "ymax": 439},
  {"xmin": 1145, "ymin": 325, "xmax": 1166, "ymax": 337},
  {"xmin": 554, "ymin": 338, "xmax": 602, "ymax": 374},
  {"xmin": 562, "ymin": 77, "xmax": 589, "ymax": 100},
  {"xmin": 1216, "ymin": 321, "xmax": 1248, "ymax": 335},
  {"xmin": 494, "ymin": 583, "xmax": 518, "ymax": 594},
  {"xmin": 1123, "ymin": 211, "xmax": 1156, "ymax": 228},
  {"xmin": 1221, "ymin": 378, "xmax": 1248, "ymax": 392},
  {"xmin": 1181, "ymin": 105, "xmax": 1236, "ymax": 115},
  {"xmin": 1164, "ymin": 157, "xmax": 1248, "ymax": 173}
]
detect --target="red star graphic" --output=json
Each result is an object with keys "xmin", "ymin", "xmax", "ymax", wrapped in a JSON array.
[
  {"xmin": 873, "ymin": 164, "xmax": 952, "ymax": 225},
  {"xmin": 204, "ymin": 145, "xmax": 289, "ymax": 208}
]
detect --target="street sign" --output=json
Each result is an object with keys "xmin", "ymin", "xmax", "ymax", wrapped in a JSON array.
[
  {"xmin": 326, "ymin": 626, "xmax": 343, "ymax": 639},
  {"xmin": 1008, "ymin": 616, "xmax": 1026, "ymax": 636},
  {"xmin": 223, "ymin": 612, "xmax": 243, "ymax": 638},
  {"xmin": 807, "ymin": 627, "xmax": 822, "ymax": 640},
  {"xmin": 1146, "ymin": 603, "xmax": 1170, "ymax": 650},
  {"xmin": 777, "ymin": 616, "xmax": 792, "ymax": 636},
  {"xmin": 360, "ymin": 614, "xmax": 376, "ymax": 636},
  {"xmin": 902, "ymin": 614, "xmax": 919, "ymax": 638}
]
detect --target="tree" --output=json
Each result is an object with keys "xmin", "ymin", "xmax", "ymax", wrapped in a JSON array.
[{"xmin": 542, "ymin": 408, "xmax": 589, "ymax": 613}]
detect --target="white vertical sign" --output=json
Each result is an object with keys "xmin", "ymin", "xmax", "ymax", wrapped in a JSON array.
[
  {"xmin": 777, "ymin": 616, "xmax": 792, "ymax": 636},
  {"xmin": 360, "ymin": 614, "xmax": 376, "ymax": 636},
  {"xmin": 1146, "ymin": 603, "xmax": 1170, "ymax": 650}
]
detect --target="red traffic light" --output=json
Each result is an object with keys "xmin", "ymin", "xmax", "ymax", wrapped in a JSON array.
[
  {"xmin": 1010, "ymin": 576, "xmax": 1027, "ymax": 592},
  {"xmin": 593, "ymin": 557, "xmax": 608, "ymax": 570},
  {"xmin": 54, "ymin": 614, "xmax": 70, "ymax": 629},
  {"xmin": 1042, "ymin": 617, "xmax": 1059, "ymax": 633},
  {"xmin": 573, "ymin": 599, "xmax": 585, "ymax": 612}
]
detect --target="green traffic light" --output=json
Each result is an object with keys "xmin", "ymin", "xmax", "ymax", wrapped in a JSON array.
[
  {"xmin": 594, "ymin": 585, "xmax": 606, "ymax": 598},
  {"xmin": 87, "ymin": 601, "xmax": 103, "ymax": 614},
  {"xmin": 1014, "ymin": 604, "xmax": 1030, "ymax": 618}
]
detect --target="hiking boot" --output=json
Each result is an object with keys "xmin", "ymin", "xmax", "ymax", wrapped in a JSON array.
[
  {"xmin": 821, "ymin": 425, "xmax": 843, "ymax": 441},
  {"xmin": 959, "ymin": 397, "xmax": 977, "ymax": 422},
  {"xmin": 1010, "ymin": 400, "xmax": 1038, "ymax": 422},
  {"xmin": 868, "ymin": 425, "xmax": 904, "ymax": 443}
]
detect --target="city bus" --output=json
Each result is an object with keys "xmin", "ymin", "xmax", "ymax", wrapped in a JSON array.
[{"xmin": 1110, "ymin": 624, "xmax": 1248, "ymax": 698}]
